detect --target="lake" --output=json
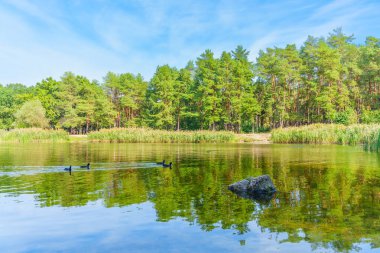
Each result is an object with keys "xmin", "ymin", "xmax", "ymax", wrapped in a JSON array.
[{"xmin": 0, "ymin": 143, "xmax": 379, "ymax": 253}]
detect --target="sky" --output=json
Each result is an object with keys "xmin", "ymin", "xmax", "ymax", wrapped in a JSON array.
[{"xmin": 1, "ymin": 0, "xmax": 379, "ymax": 86}]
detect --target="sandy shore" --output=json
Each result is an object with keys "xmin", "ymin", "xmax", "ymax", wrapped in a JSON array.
[{"xmin": 237, "ymin": 133, "xmax": 271, "ymax": 143}]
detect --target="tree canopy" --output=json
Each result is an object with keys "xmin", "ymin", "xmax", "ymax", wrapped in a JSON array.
[
  {"xmin": 14, "ymin": 100, "xmax": 49, "ymax": 128},
  {"xmin": 1, "ymin": 30, "xmax": 379, "ymax": 133}
]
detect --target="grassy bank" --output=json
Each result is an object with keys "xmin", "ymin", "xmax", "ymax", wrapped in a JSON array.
[
  {"xmin": 88, "ymin": 128, "xmax": 236, "ymax": 143},
  {"xmin": 271, "ymin": 124, "xmax": 380, "ymax": 151},
  {"xmin": 5, "ymin": 125, "xmax": 380, "ymax": 149},
  {"xmin": 0, "ymin": 128, "xmax": 69, "ymax": 143}
]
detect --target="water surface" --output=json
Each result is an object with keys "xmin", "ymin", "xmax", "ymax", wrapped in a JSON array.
[{"xmin": 0, "ymin": 143, "xmax": 379, "ymax": 253}]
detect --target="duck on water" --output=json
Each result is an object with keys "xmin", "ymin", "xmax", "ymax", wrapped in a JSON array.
[
  {"xmin": 80, "ymin": 163, "xmax": 90, "ymax": 169},
  {"xmin": 64, "ymin": 165, "xmax": 72, "ymax": 175},
  {"xmin": 156, "ymin": 160, "xmax": 165, "ymax": 165},
  {"xmin": 163, "ymin": 162, "xmax": 172, "ymax": 168}
]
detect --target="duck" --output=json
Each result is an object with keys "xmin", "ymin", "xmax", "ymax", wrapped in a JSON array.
[
  {"xmin": 80, "ymin": 163, "xmax": 90, "ymax": 169},
  {"xmin": 156, "ymin": 160, "xmax": 165, "ymax": 165},
  {"xmin": 64, "ymin": 165, "xmax": 72, "ymax": 175},
  {"xmin": 163, "ymin": 162, "xmax": 172, "ymax": 168}
]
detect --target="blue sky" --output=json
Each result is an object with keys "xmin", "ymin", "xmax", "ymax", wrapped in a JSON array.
[{"xmin": 1, "ymin": 0, "xmax": 379, "ymax": 86}]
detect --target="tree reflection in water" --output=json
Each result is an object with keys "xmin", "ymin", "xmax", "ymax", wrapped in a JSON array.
[{"xmin": 0, "ymin": 143, "xmax": 379, "ymax": 252}]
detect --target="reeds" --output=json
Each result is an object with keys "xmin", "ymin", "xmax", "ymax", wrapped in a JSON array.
[
  {"xmin": 88, "ymin": 128, "xmax": 236, "ymax": 143},
  {"xmin": 0, "ymin": 128, "xmax": 69, "ymax": 143},
  {"xmin": 271, "ymin": 124, "xmax": 380, "ymax": 151},
  {"xmin": 362, "ymin": 127, "xmax": 380, "ymax": 152}
]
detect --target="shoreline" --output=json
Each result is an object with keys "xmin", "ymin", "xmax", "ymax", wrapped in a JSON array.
[
  {"xmin": 68, "ymin": 133, "xmax": 272, "ymax": 144},
  {"xmin": 236, "ymin": 133, "xmax": 271, "ymax": 144}
]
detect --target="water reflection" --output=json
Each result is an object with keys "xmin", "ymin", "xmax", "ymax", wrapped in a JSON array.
[{"xmin": 0, "ymin": 143, "xmax": 379, "ymax": 252}]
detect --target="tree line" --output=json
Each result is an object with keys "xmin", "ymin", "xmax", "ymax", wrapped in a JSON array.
[{"xmin": 0, "ymin": 29, "xmax": 379, "ymax": 133}]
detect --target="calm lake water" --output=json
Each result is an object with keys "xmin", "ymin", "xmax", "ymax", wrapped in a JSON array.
[{"xmin": 0, "ymin": 143, "xmax": 379, "ymax": 253}]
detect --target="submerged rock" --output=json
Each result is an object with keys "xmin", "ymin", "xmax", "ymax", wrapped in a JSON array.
[{"xmin": 228, "ymin": 175, "xmax": 276, "ymax": 202}]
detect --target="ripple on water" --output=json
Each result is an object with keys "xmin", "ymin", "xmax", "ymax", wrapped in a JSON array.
[
  {"xmin": 0, "ymin": 177, "xmax": 40, "ymax": 194},
  {"xmin": 0, "ymin": 162, "xmax": 162, "ymax": 177}
]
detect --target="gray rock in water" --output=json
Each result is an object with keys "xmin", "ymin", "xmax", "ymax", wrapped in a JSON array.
[{"xmin": 228, "ymin": 175, "xmax": 276, "ymax": 201}]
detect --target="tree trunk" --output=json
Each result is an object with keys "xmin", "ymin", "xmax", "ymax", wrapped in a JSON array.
[
  {"xmin": 86, "ymin": 114, "xmax": 89, "ymax": 134},
  {"xmin": 176, "ymin": 109, "xmax": 180, "ymax": 131},
  {"xmin": 252, "ymin": 115, "xmax": 256, "ymax": 133}
]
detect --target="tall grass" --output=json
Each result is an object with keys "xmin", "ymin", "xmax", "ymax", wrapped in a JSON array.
[
  {"xmin": 0, "ymin": 128, "xmax": 69, "ymax": 143},
  {"xmin": 271, "ymin": 123, "xmax": 380, "ymax": 151},
  {"xmin": 362, "ymin": 128, "xmax": 380, "ymax": 152},
  {"xmin": 88, "ymin": 128, "xmax": 236, "ymax": 143}
]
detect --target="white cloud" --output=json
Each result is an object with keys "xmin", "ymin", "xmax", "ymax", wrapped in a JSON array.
[
  {"xmin": 247, "ymin": 0, "xmax": 379, "ymax": 61},
  {"xmin": 0, "ymin": 0, "xmax": 379, "ymax": 86},
  {"xmin": 249, "ymin": 33, "xmax": 279, "ymax": 60}
]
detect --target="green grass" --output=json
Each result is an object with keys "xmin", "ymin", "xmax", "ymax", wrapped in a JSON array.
[
  {"xmin": 271, "ymin": 123, "xmax": 380, "ymax": 151},
  {"xmin": 0, "ymin": 128, "xmax": 69, "ymax": 143},
  {"xmin": 88, "ymin": 128, "xmax": 236, "ymax": 143}
]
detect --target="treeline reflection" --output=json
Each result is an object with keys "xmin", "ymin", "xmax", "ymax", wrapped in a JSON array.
[{"xmin": 0, "ymin": 143, "xmax": 379, "ymax": 252}]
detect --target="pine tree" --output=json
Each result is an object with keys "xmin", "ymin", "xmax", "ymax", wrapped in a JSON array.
[
  {"xmin": 195, "ymin": 49, "xmax": 222, "ymax": 130},
  {"xmin": 147, "ymin": 65, "xmax": 178, "ymax": 129}
]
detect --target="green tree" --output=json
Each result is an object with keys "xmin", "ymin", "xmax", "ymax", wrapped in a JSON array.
[
  {"xmin": 103, "ymin": 72, "xmax": 147, "ymax": 127},
  {"xmin": 14, "ymin": 100, "xmax": 49, "ymax": 128},
  {"xmin": 119, "ymin": 73, "xmax": 147, "ymax": 127},
  {"xmin": 232, "ymin": 46, "xmax": 259, "ymax": 132},
  {"xmin": 35, "ymin": 77, "xmax": 61, "ymax": 128},
  {"xmin": 217, "ymin": 51, "xmax": 235, "ymax": 130},
  {"xmin": 146, "ymin": 65, "xmax": 179, "ymax": 129},
  {"xmin": 175, "ymin": 63, "xmax": 196, "ymax": 130},
  {"xmin": 1, "ymin": 29, "xmax": 380, "ymax": 132},
  {"xmin": 103, "ymin": 71, "xmax": 122, "ymax": 127},
  {"xmin": 256, "ymin": 48, "xmax": 280, "ymax": 128},
  {"xmin": 299, "ymin": 36, "xmax": 321, "ymax": 124},
  {"xmin": 327, "ymin": 28, "xmax": 359, "ymax": 122},
  {"xmin": 56, "ymin": 72, "xmax": 82, "ymax": 133},
  {"xmin": 0, "ymin": 84, "xmax": 34, "ymax": 129},
  {"xmin": 0, "ymin": 85, "xmax": 16, "ymax": 129},
  {"xmin": 93, "ymin": 83, "xmax": 117, "ymax": 129},
  {"xmin": 358, "ymin": 36, "xmax": 380, "ymax": 112},
  {"xmin": 195, "ymin": 49, "xmax": 222, "ymax": 130}
]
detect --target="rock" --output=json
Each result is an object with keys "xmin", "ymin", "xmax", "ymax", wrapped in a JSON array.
[{"xmin": 228, "ymin": 175, "xmax": 276, "ymax": 201}]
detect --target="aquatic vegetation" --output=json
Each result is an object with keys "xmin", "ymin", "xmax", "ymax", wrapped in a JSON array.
[
  {"xmin": 271, "ymin": 124, "xmax": 380, "ymax": 151},
  {"xmin": 87, "ymin": 128, "xmax": 236, "ymax": 143},
  {"xmin": 0, "ymin": 128, "xmax": 69, "ymax": 143}
]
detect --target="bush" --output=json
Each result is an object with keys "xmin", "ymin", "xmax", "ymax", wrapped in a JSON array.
[
  {"xmin": 334, "ymin": 109, "xmax": 357, "ymax": 125},
  {"xmin": 361, "ymin": 110, "xmax": 380, "ymax": 124}
]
